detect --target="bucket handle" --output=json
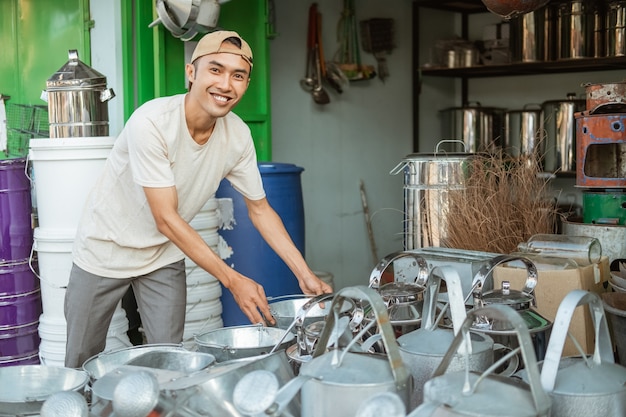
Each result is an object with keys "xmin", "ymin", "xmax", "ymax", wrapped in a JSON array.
[
  {"xmin": 435, "ymin": 139, "xmax": 467, "ymax": 154},
  {"xmin": 432, "ymin": 304, "xmax": 551, "ymax": 417},
  {"xmin": 471, "ymin": 254, "xmax": 538, "ymax": 300},
  {"xmin": 312, "ymin": 286, "xmax": 411, "ymax": 394},
  {"xmin": 540, "ymin": 290, "xmax": 614, "ymax": 393},
  {"xmin": 368, "ymin": 250, "xmax": 429, "ymax": 289},
  {"xmin": 421, "ymin": 267, "xmax": 470, "ymax": 354}
]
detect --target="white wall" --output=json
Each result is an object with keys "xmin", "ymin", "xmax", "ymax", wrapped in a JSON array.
[{"xmin": 270, "ymin": 0, "xmax": 414, "ymax": 289}]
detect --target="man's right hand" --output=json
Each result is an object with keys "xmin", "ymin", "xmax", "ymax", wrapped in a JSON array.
[{"xmin": 227, "ymin": 274, "xmax": 275, "ymax": 325}]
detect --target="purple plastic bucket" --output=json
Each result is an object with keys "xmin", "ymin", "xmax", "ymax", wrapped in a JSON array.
[
  {"xmin": 0, "ymin": 289, "xmax": 42, "ymax": 327},
  {"xmin": 0, "ymin": 259, "xmax": 39, "ymax": 297},
  {"xmin": 0, "ymin": 320, "xmax": 40, "ymax": 363},
  {"xmin": 0, "ymin": 158, "xmax": 33, "ymax": 262}
]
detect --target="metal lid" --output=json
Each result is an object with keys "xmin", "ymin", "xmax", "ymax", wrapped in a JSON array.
[
  {"xmin": 481, "ymin": 281, "xmax": 534, "ymax": 311},
  {"xmin": 46, "ymin": 50, "xmax": 107, "ymax": 90}
]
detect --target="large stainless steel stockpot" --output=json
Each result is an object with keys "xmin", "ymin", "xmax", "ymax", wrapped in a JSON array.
[{"xmin": 390, "ymin": 148, "xmax": 475, "ymax": 250}]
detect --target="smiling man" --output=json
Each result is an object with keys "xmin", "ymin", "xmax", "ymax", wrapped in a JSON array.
[{"xmin": 64, "ymin": 30, "xmax": 331, "ymax": 368}]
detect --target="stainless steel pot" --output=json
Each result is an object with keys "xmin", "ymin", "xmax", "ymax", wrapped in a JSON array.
[
  {"xmin": 541, "ymin": 94, "xmax": 586, "ymax": 173},
  {"xmin": 298, "ymin": 286, "xmax": 411, "ymax": 417},
  {"xmin": 439, "ymin": 104, "xmax": 506, "ymax": 154},
  {"xmin": 390, "ymin": 149, "xmax": 476, "ymax": 250},
  {"xmin": 408, "ymin": 304, "xmax": 552, "ymax": 417},
  {"xmin": 533, "ymin": 290, "xmax": 626, "ymax": 417},
  {"xmin": 509, "ymin": 3, "xmax": 555, "ymax": 62},
  {"xmin": 557, "ymin": 0, "xmax": 596, "ymax": 59},
  {"xmin": 397, "ymin": 266, "xmax": 498, "ymax": 409},
  {"xmin": 369, "ymin": 251, "xmax": 430, "ymax": 335},
  {"xmin": 44, "ymin": 50, "xmax": 115, "ymax": 138},
  {"xmin": 504, "ymin": 104, "xmax": 544, "ymax": 161},
  {"xmin": 194, "ymin": 324, "xmax": 296, "ymax": 362},
  {"xmin": 469, "ymin": 255, "xmax": 551, "ymax": 362}
]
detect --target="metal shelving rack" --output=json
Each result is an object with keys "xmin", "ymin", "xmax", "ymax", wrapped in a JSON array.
[{"xmin": 412, "ymin": 0, "xmax": 626, "ymax": 151}]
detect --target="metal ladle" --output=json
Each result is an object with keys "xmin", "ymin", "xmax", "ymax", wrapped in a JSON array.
[{"xmin": 311, "ymin": 44, "xmax": 330, "ymax": 105}]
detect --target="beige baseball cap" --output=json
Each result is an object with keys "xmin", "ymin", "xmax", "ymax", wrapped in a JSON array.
[{"xmin": 190, "ymin": 30, "xmax": 253, "ymax": 68}]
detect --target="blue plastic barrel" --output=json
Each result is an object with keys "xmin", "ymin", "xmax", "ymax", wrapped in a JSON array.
[{"xmin": 216, "ymin": 162, "xmax": 305, "ymax": 326}]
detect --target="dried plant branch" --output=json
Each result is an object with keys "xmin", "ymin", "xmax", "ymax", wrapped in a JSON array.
[{"xmin": 444, "ymin": 150, "xmax": 557, "ymax": 254}]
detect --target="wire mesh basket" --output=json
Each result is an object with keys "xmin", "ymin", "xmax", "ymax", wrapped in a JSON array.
[{"xmin": 2, "ymin": 102, "xmax": 49, "ymax": 159}]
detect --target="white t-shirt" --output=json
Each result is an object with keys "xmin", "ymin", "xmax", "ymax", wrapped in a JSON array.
[{"xmin": 72, "ymin": 94, "xmax": 265, "ymax": 278}]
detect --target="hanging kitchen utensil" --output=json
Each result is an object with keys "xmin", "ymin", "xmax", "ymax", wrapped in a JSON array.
[
  {"xmin": 300, "ymin": 4, "xmax": 317, "ymax": 92},
  {"xmin": 316, "ymin": 10, "xmax": 342, "ymax": 94},
  {"xmin": 360, "ymin": 18, "xmax": 395, "ymax": 82},
  {"xmin": 536, "ymin": 290, "xmax": 626, "ymax": 417},
  {"xmin": 335, "ymin": 0, "xmax": 376, "ymax": 81}
]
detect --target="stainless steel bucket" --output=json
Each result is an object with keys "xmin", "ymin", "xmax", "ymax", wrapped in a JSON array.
[
  {"xmin": 439, "ymin": 104, "xmax": 505, "ymax": 153},
  {"xmin": 557, "ymin": 0, "xmax": 596, "ymax": 59},
  {"xmin": 45, "ymin": 50, "xmax": 115, "ymax": 138},
  {"xmin": 390, "ymin": 145, "xmax": 475, "ymax": 250},
  {"xmin": 606, "ymin": 1, "xmax": 626, "ymax": 57},
  {"xmin": 540, "ymin": 94, "xmax": 586, "ymax": 173},
  {"xmin": 509, "ymin": 4, "xmax": 556, "ymax": 62},
  {"xmin": 504, "ymin": 105, "xmax": 544, "ymax": 162}
]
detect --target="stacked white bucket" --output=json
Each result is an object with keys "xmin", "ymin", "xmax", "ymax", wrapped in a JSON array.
[
  {"xmin": 28, "ymin": 137, "xmax": 132, "ymax": 367},
  {"xmin": 184, "ymin": 197, "xmax": 224, "ymax": 349}
]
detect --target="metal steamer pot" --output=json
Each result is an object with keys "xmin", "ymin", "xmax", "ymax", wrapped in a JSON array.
[
  {"xmin": 390, "ymin": 150, "xmax": 476, "ymax": 250},
  {"xmin": 44, "ymin": 50, "xmax": 115, "ymax": 138},
  {"xmin": 520, "ymin": 290, "xmax": 626, "ymax": 417},
  {"xmin": 397, "ymin": 266, "xmax": 500, "ymax": 409},
  {"xmin": 194, "ymin": 324, "xmax": 296, "ymax": 362},
  {"xmin": 369, "ymin": 251, "xmax": 430, "ymax": 335},
  {"xmin": 296, "ymin": 286, "xmax": 411, "ymax": 417},
  {"xmin": 408, "ymin": 304, "xmax": 552, "ymax": 417},
  {"xmin": 469, "ymin": 255, "xmax": 552, "ymax": 362}
]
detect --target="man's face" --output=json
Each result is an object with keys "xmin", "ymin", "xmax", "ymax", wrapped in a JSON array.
[{"xmin": 186, "ymin": 52, "xmax": 251, "ymax": 118}]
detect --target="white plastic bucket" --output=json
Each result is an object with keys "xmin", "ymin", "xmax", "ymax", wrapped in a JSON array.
[
  {"xmin": 28, "ymin": 136, "xmax": 115, "ymax": 230},
  {"xmin": 32, "ymin": 227, "xmax": 74, "ymax": 287},
  {"xmin": 185, "ymin": 297, "xmax": 222, "ymax": 322}
]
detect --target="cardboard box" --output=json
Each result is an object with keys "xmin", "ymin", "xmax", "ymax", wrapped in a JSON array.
[{"xmin": 492, "ymin": 257, "xmax": 609, "ymax": 357}]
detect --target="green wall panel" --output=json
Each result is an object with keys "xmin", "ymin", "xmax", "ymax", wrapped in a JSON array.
[
  {"xmin": 220, "ymin": 0, "xmax": 272, "ymax": 160},
  {"xmin": 122, "ymin": 0, "xmax": 272, "ymax": 160},
  {"xmin": 0, "ymin": 0, "xmax": 89, "ymax": 105}
]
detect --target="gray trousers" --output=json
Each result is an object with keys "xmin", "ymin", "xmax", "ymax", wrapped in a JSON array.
[{"xmin": 64, "ymin": 260, "xmax": 186, "ymax": 369}]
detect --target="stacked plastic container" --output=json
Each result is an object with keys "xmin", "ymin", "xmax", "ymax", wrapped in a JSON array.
[
  {"xmin": 29, "ymin": 137, "xmax": 132, "ymax": 366},
  {"xmin": 183, "ymin": 198, "xmax": 224, "ymax": 349},
  {"xmin": 0, "ymin": 158, "xmax": 42, "ymax": 367},
  {"xmin": 28, "ymin": 50, "xmax": 130, "ymax": 367}
]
